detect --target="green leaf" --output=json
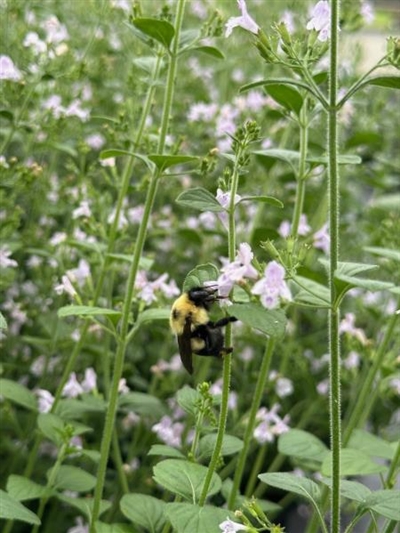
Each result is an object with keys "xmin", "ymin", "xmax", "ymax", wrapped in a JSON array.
[
  {"xmin": 6, "ymin": 475, "xmax": 50, "ymax": 501},
  {"xmin": 176, "ymin": 385, "xmax": 201, "ymax": 416},
  {"xmin": 278, "ymin": 429, "xmax": 329, "ymax": 463},
  {"xmin": 55, "ymin": 396, "xmax": 106, "ymax": 419},
  {"xmin": 306, "ymin": 154, "xmax": 362, "ymax": 165},
  {"xmin": 182, "ymin": 263, "xmax": 220, "ymax": 292},
  {"xmin": 119, "ymin": 392, "xmax": 165, "ymax": 417},
  {"xmin": 148, "ymin": 154, "xmax": 198, "ymax": 171},
  {"xmin": 100, "ymin": 149, "xmax": 153, "ymax": 170},
  {"xmin": 51, "ymin": 465, "xmax": 97, "ymax": 492},
  {"xmin": 324, "ymin": 260, "xmax": 379, "ymax": 278},
  {"xmin": 176, "ymin": 187, "xmax": 223, "ymax": 212},
  {"xmin": 292, "ymin": 276, "xmax": 331, "ymax": 308},
  {"xmin": 239, "ymin": 195, "xmax": 284, "ymax": 209},
  {"xmin": 57, "ymin": 494, "xmax": 111, "ymax": 519},
  {"xmin": 153, "ymin": 459, "xmax": 221, "ymax": 502},
  {"xmin": 148, "ymin": 444, "xmax": 186, "ymax": 459},
  {"xmin": 229, "ymin": 304, "xmax": 287, "ymax": 338},
  {"xmin": 363, "ymin": 490, "xmax": 400, "ymax": 521},
  {"xmin": 364, "ymin": 246, "xmax": 400, "ymax": 262},
  {"xmin": 321, "ymin": 478, "xmax": 371, "ymax": 502},
  {"xmin": 0, "ymin": 311, "xmax": 7, "ymax": 329},
  {"xmin": 37, "ymin": 412, "xmax": 65, "ymax": 445},
  {"xmin": 263, "ymin": 83, "xmax": 304, "ymax": 114},
  {"xmin": 136, "ymin": 308, "xmax": 170, "ymax": 327},
  {"xmin": 132, "ymin": 18, "xmax": 175, "ymax": 49},
  {"xmin": 198, "ymin": 434, "xmax": 244, "ymax": 459},
  {"xmin": 252, "ymin": 149, "xmax": 300, "ymax": 170},
  {"xmin": 0, "ymin": 378, "xmax": 37, "ymax": 411},
  {"xmin": 361, "ymin": 75, "xmax": 400, "ymax": 90},
  {"xmin": 121, "ymin": 493, "xmax": 167, "ymax": 533},
  {"xmin": 106, "ymin": 253, "xmax": 153, "ymax": 270},
  {"xmin": 258, "ymin": 472, "xmax": 320, "ymax": 502},
  {"xmin": 57, "ymin": 305, "xmax": 122, "ymax": 318},
  {"xmin": 95, "ymin": 522, "xmax": 135, "ymax": 533},
  {"xmin": 165, "ymin": 503, "xmax": 235, "ymax": 533},
  {"xmin": 240, "ymin": 78, "xmax": 324, "ymax": 105},
  {"xmin": 0, "ymin": 490, "xmax": 41, "ymax": 525},
  {"xmin": 321, "ymin": 449, "xmax": 387, "ymax": 477},
  {"xmin": 347, "ymin": 429, "xmax": 394, "ymax": 460},
  {"xmin": 334, "ymin": 274, "xmax": 394, "ymax": 292},
  {"xmin": 189, "ymin": 45, "xmax": 225, "ymax": 59}
]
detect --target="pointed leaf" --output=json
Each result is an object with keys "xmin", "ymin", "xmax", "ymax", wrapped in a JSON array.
[
  {"xmin": 148, "ymin": 445, "xmax": 185, "ymax": 459},
  {"xmin": 6, "ymin": 475, "xmax": 50, "ymax": 501},
  {"xmin": 176, "ymin": 385, "xmax": 202, "ymax": 416},
  {"xmin": 258, "ymin": 472, "xmax": 321, "ymax": 502},
  {"xmin": 121, "ymin": 493, "xmax": 167, "ymax": 533},
  {"xmin": 306, "ymin": 154, "xmax": 362, "ymax": 165},
  {"xmin": 263, "ymin": 83, "xmax": 303, "ymax": 114},
  {"xmin": 253, "ymin": 149, "xmax": 300, "ymax": 170},
  {"xmin": 57, "ymin": 494, "xmax": 111, "ymax": 519},
  {"xmin": 364, "ymin": 246, "xmax": 400, "ymax": 262},
  {"xmin": 0, "ymin": 490, "xmax": 41, "ymax": 525},
  {"xmin": 95, "ymin": 523, "xmax": 134, "ymax": 533},
  {"xmin": 0, "ymin": 378, "xmax": 37, "ymax": 411},
  {"xmin": 0, "ymin": 311, "xmax": 7, "ymax": 329},
  {"xmin": 51, "ymin": 465, "xmax": 97, "ymax": 492},
  {"xmin": 239, "ymin": 195, "xmax": 284, "ymax": 208},
  {"xmin": 347, "ymin": 429, "xmax": 394, "ymax": 460},
  {"xmin": 240, "ymin": 78, "xmax": 324, "ymax": 105},
  {"xmin": 118, "ymin": 392, "xmax": 165, "ymax": 417},
  {"xmin": 189, "ymin": 46, "xmax": 225, "ymax": 59},
  {"xmin": 198, "ymin": 434, "xmax": 244, "ymax": 459},
  {"xmin": 363, "ymin": 490, "xmax": 400, "ymax": 521},
  {"xmin": 57, "ymin": 305, "xmax": 121, "ymax": 318},
  {"xmin": 153, "ymin": 459, "xmax": 221, "ymax": 501},
  {"xmin": 278, "ymin": 429, "xmax": 329, "ymax": 463},
  {"xmin": 148, "ymin": 154, "xmax": 198, "ymax": 171},
  {"xmin": 321, "ymin": 449, "xmax": 387, "ymax": 476},
  {"xmin": 229, "ymin": 303, "xmax": 287, "ymax": 338},
  {"xmin": 132, "ymin": 18, "xmax": 175, "ymax": 49},
  {"xmin": 100, "ymin": 149, "xmax": 153, "ymax": 170},
  {"xmin": 319, "ymin": 259, "xmax": 379, "ymax": 278},
  {"xmin": 293, "ymin": 276, "xmax": 331, "ymax": 308},
  {"xmin": 166, "ymin": 503, "xmax": 235, "ymax": 533},
  {"xmin": 334, "ymin": 274, "xmax": 394, "ymax": 292},
  {"xmin": 360, "ymin": 75, "xmax": 400, "ymax": 90},
  {"xmin": 176, "ymin": 187, "xmax": 223, "ymax": 212},
  {"xmin": 136, "ymin": 308, "xmax": 170, "ymax": 327},
  {"xmin": 321, "ymin": 478, "xmax": 371, "ymax": 502}
]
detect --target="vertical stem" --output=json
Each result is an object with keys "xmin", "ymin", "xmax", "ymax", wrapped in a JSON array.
[
  {"xmin": 228, "ymin": 339, "xmax": 275, "ymax": 509},
  {"xmin": 291, "ymin": 102, "xmax": 309, "ymax": 238},
  {"xmin": 199, "ymin": 138, "xmax": 244, "ymax": 506},
  {"xmin": 90, "ymin": 1, "xmax": 186, "ymax": 529},
  {"xmin": 328, "ymin": 1, "xmax": 341, "ymax": 532}
]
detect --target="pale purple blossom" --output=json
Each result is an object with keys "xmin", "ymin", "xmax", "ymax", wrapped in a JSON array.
[
  {"xmin": 101, "ymin": 156, "xmax": 116, "ymax": 168},
  {"xmin": 42, "ymin": 95, "xmax": 64, "ymax": 118},
  {"xmin": 275, "ymin": 377, "xmax": 294, "ymax": 398},
  {"xmin": 278, "ymin": 214, "xmax": 311, "ymax": 238},
  {"xmin": 219, "ymin": 517, "xmax": 248, "ymax": 533},
  {"xmin": 67, "ymin": 259, "xmax": 91, "ymax": 287},
  {"xmin": 122, "ymin": 411, "xmax": 141, "ymax": 430},
  {"xmin": 254, "ymin": 404, "xmax": 290, "ymax": 444},
  {"xmin": 339, "ymin": 313, "xmax": 368, "ymax": 345},
  {"xmin": 64, "ymin": 100, "xmax": 89, "ymax": 121},
  {"xmin": 23, "ymin": 32, "xmax": 47, "ymax": 54},
  {"xmin": 216, "ymin": 188, "xmax": 242, "ymax": 210},
  {"xmin": 151, "ymin": 354, "xmax": 183, "ymax": 375},
  {"xmin": 0, "ymin": 246, "xmax": 18, "ymax": 268},
  {"xmin": 313, "ymin": 223, "xmax": 330, "ymax": 254},
  {"xmin": 66, "ymin": 517, "xmax": 89, "ymax": 533},
  {"xmin": 252, "ymin": 261, "xmax": 291, "ymax": 309},
  {"xmin": 42, "ymin": 16, "xmax": 69, "ymax": 44},
  {"xmin": 225, "ymin": 0, "xmax": 260, "ymax": 37},
  {"xmin": 127, "ymin": 205, "xmax": 145, "ymax": 224},
  {"xmin": 361, "ymin": 1, "xmax": 374, "ymax": 24},
  {"xmin": 62, "ymin": 372, "xmax": 84, "ymax": 398},
  {"xmin": 54, "ymin": 275, "xmax": 77, "ymax": 298},
  {"xmin": 218, "ymin": 243, "xmax": 258, "ymax": 297},
  {"xmin": 36, "ymin": 389, "xmax": 55, "ymax": 413},
  {"xmin": 317, "ymin": 379, "xmax": 329, "ymax": 395},
  {"xmin": 281, "ymin": 10, "xmax": 295, "ymax": 33},
  {"xmin": 0, "ymin": 55, "xmax": 22, "ymax": 81},
  {"xmin": 49, "ymin": 229, "xmax": 67, "ymax": 246},
  {"xmin": 188, "ymin": 102, "xmax": 218, "ymax": 122},
  {"xmin": 152, "ymin": 415, "xmax": 184, "ymax": 448},
  {"xmin": 343, "ymin": 350, "xmax": 360, "ymax": 370},
  {"xmin": 85, "ymin": 133, "xmax": 105, "ymax": 150},
  {"xmin": 389, "ymin": 378, "xmax": 400, "ymax": 396},
  {"xmin": 72, "ymin": 200, "xmax": 92, "ymax": 219},
  {"xmin": 210, "ymin": 379, "xmax": 238, "ymax": 410},
  {"xmin": 307, "ymin": 1, "xmax": 331, "ymax": 42},
  {"xmin": 81, "ymin": 367, "xmax": 97, "ymax": 392}
]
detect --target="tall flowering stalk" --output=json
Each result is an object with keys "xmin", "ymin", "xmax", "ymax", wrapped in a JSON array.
[{"xmin": 90, "ymin": 0, "xmax": 187, "ymax": 529}]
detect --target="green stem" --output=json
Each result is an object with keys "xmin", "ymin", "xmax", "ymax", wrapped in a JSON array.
[
  {"xmin": 327, "ymin": 1, "xmax": 341, "ymax": 532},
  {"xmin": 290, "ymin": 101, "xmax": 309, "ymax": 239},
  {"xmin": 228, "ymin": 339, "xmax": 275, "ymax": 509},
  {"xmin": 199, "ymin": 132, "xmax": 245, "ymax": 506},
  {"xmin": 342, "ymin": 306, "xmax": 399, "ymax": 445},
  {"xmin": 89, "ymin": 2, "xmax": 186, "ymax": 529}
]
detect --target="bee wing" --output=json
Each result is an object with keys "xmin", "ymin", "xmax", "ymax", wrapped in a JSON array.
[{"xmin": 177, "ymin": 318, "xmax": 193, "ymax": 374}]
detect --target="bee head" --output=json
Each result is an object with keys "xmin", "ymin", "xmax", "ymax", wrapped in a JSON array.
[{"xmin": 187, "ymin": 285, "xmax": 219, "ymax": 309}]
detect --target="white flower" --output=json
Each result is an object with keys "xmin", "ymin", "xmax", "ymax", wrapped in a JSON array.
[
  {"xmin": 0, "ymin": 55, "xmax": 22, "ymax": 81},
  {"xmin": 81, "ymin": 368, "xmax": 97, "ymax": 392},
  {"xmin": 62, "ymin": 372, "xmax": 84, "ymax": 398},
  {"xmin": 54, "ymin": 275, "xmax": 77, "ymax": 298},
  {"xmin": 225, "ymin": 0, "xmax": 260, "ymax": 38},
  {"xmin": 219, "ymin": 517, "xmax": 247, "ymax": 532},
  {"xmin": 35, "ymin": 389, "xmax": 55, "ymax": 413},
  {"xmin": 0, "ymin": 246, "xmax": 18, "ymax": 268}
]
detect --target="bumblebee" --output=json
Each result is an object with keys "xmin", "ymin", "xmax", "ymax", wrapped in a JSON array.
[{"xmin": 170, "ymin": 285, "xmax": 237, "ymax": 374}]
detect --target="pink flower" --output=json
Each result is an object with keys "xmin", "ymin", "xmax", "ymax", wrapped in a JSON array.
[
  {"xmin": 218, "ymin": 243, "xmax": 258, "ymax": 297},
  {"xmin": 225, "ymin": 0, "xmax": 260, "ymax": 37}
]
